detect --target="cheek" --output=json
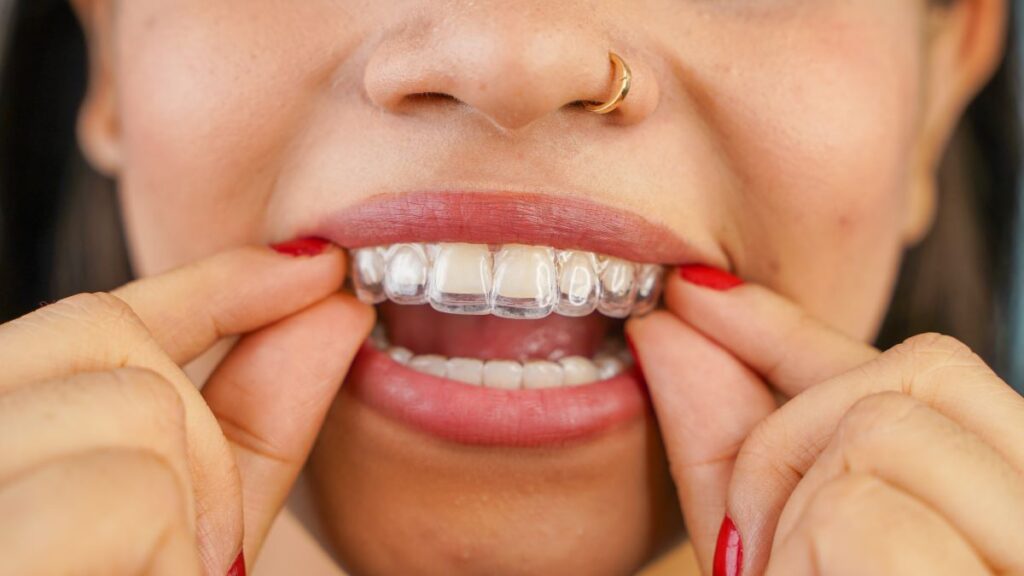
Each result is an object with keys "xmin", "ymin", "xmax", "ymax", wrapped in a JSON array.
[
  {"xmin": 112, "ymin": 1, "xmax": 358, "ymax": 274},
  {"xmin": 689, "ymin": 5, "xmax": 923, "ymax": 340}
]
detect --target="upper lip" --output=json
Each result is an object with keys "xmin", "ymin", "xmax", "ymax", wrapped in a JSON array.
[{"xmin": 311, "ymin": 190, "xmax": 724, "ymax": 265}]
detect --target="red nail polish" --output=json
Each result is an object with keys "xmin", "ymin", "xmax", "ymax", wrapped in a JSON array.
[
  {"xmin": 679, "ymin": 264, "xmax": 743, "ymax": 291},
  {"xmin": 227, "ymin": 551, "xmax": 246, "ymax": 576},
  {"xmin": 270, "ymin": 237, "xmax": 329, "ymax": 257},
  {"xmin": 713, "ymin": 515, "xmax": 743, "ymax": 576}
]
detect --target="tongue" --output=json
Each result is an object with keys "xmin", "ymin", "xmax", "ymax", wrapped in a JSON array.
[{"xmin": 381, "ymin": 303, "xmax": 614, "ymax": 362}]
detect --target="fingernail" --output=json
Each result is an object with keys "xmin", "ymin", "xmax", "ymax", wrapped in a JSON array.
[
  {"xmin": 679, "ymin": 264, "xmax": 744, "ymax": 291},
  {"xmin": 227, "ymin": 551, "xmax": 246, "ymax": 576},
  {"xmin": 625, "ymin": 334, "xmax": 644, "ymax": 379},
  {"xmin": 713, "ymin": 515, "xmax": 743, "ymax": 576},
  {"xmin": 270, "ymin": 237, "xmax": 330, "ymax": 257}
]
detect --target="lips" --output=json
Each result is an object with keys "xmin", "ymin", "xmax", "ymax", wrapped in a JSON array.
[{"xmin": 311, "ymin": 191, "xmax": 707, "ymax": 447}]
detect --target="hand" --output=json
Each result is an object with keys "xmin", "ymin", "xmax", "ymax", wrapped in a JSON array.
[
  {"xmin": 0, "ymin": 242, "xmax": 374, "ymax": 575},
  {"xmin": 627, "ymin": 268, "xmax": 1024, "ymax": 575}
]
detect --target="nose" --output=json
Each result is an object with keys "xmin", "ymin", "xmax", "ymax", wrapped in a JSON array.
[{"xmin": 363, "ymin": 4, "xmax": 658, "ymax": 131}]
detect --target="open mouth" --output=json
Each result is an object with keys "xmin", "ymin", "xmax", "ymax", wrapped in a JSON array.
[
  {"xmin": 316, "ymin": 192, "xmax": 699, "ymax": 447},
  {"xmin": 342, "ymin": 241, "xmax": 662, "ymax": 446}
]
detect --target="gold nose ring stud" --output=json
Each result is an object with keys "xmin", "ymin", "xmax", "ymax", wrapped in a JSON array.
[{"xmin": 585, "ymin": 52, "xmax": 632, "ymax": 114}]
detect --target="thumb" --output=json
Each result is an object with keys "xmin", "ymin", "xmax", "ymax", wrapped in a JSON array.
[
  {"xmin": 201, "ymin": 292, "xmax": 375, "ymax": 567},
  {"xmin": 626, "ymin": 311, "xmax": 775, "ymax": 575}
]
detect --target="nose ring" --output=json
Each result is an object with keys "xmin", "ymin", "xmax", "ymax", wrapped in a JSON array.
[{"xmin": 585, "ymin": 52, "xmax": 632, "ymax": 114}]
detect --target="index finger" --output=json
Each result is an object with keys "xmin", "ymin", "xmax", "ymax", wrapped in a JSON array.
[
  {"xmin": 112, "ymin": 240, "xmax": 347, "ymax": 365},
  {"xmin": 666, "ymin": 266, "xmax": 880, "ymax": 397}
]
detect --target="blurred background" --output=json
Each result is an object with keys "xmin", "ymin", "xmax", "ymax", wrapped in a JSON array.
[{"xmin": 1012, "ymin": 7, "xmax": 1024, "ymax": 390}]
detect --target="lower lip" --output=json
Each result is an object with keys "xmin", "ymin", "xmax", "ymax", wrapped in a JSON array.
[{"xmin": 345, "ymin": 344, "xmax": 651, "ymax": 447}]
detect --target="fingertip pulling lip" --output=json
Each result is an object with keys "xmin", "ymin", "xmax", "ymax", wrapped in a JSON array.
[
  {"xmin": 346, "ymin": 344, "xmax": 651, "ymax": 447},
  {"xmin": 314, "ymin": 190, "xmax": 720, "ymax": 266}
]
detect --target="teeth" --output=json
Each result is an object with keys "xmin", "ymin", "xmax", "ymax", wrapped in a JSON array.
[
  {"xmin": 483, "ymin": 360, "xmax": 524, "ymax": 390},
  {"xmin": 632, "ymin": 264, "xmax": 663, "ymax": 317},
  {"xmin": 352, "ymin": 247, "xmax": 387, "ymax": 304},
  {"xmin": 446, "ymin": 358, "xmax": 485, "ymax": 385},
  {"xmin": 593, "ymin": 354, "xmax": 626, "ymax": 380},
  {"xmin": 492, "ymin": 245, "xmax": 557, "ymax": 319},
  {"xmin": 352, "ymin": 242, "xmax": 664, "ymax": 318},
  {"xmin": 522, "ymin": 361, "xmax": 565, "ymax": 389},
  {"xmin": 407, "ymin": 354, "xmax": 447, "ymax": 378},
  {"xmin": 597, "ymin": 257, "xmax": 637, "ymax": 318},
  {"xmin": 428, "ymin": 243, "xmax": 493, "ymax": 315},
  {"xmin": 556, "ymin": 251, "xmax": 600, "ymax": 317},
  {"xmin": 559, "ymin": 356, "xmax": 599, "ymax": 386},
  {"xmin": 387, "ymin": 346, "xmax": 414, "ymax": 365},
  {"xmin": 383, "ymin": 244, "xmax": 429, "ymax": 305},
  {"xmin": 388, "ymin": 346, "xmax": 630, "ymax": 389}
]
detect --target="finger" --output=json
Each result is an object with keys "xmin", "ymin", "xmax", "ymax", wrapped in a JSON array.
[
  {"xmin": 625, "ymin": 311, "xmax": 776, "ymax": 573},
  {"xmin": 766, "ymin": 473, "xmax": 990, "ymax": 576},
  {"xmin": 202, "ymin": 292, "xmax": 374, "ymax": 561},
  {"xmin": 0, "ymin": 291, "xmax": 242, "ymax": 573},
  {"xmin": 0, "ymin": 368, "xmax": 192, "ymax": 523},
  {"xmin": 112, "ymin": 242, "xmax": 346, "ymax": 365},
  {"xmin": 729, "ymin": 333, "xmax": 1024, "ymax": 576},
  {"xmin": 0, "ymin": 449, "xmax": 201, "ymax": 576},
  {"xmin": 666, "ymin": 270, "xmax": 880, "ymax": 397},
  {"xmin": 775, "ymin": 393, "xmax": 1024, "ymax": 574}
]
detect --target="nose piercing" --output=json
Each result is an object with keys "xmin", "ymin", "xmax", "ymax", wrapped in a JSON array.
[{"xmin": 584, "ymin": 52, "xmax": 632, "ymax": 114}]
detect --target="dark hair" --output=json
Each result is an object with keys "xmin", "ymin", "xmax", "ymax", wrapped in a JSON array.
[{"xmin": 1, "ymin": 1, "xmax": 1020, "ymax": 386}]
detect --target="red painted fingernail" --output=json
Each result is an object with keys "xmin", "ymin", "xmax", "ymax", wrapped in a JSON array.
[
  {"xmin": 227, "ymin": 551, "xmax": 246, "ymax": 576},
  {"xmin": 270, "ymin": 237, "xmax": 330, "ymax": 257},
  {"xmin": 713, "ymin": 515, "xmax": 743, "ymax": 576},
  {"xmin": 679, "ymin": 264, "xmax": 744, "ymax": 291}
]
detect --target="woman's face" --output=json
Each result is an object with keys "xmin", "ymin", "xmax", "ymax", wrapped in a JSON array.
[{"xmin": 74, "ymin": 0, "xmax": 1000, "ymax": 573}]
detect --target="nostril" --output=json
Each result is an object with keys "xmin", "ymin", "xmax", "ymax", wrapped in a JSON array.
[{"xmin": 407, "ymin": 92, "xmax": 461, "ymax": 104}]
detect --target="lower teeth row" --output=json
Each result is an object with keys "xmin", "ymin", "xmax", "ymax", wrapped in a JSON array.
[{"xmin": 375, "ymin": 342, "xmax": 632, "ymax": 389}]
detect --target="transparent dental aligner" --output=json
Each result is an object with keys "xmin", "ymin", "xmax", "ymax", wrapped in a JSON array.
[
  {"xmin": 492, "ymin": 245, "xmax": 557, "ymax": 319},
  {"xmin": 556, "ymin": 250, "xmax": 600, "ymax": 317},
  {"xmin": 428, "ymin": 243, "xmax": 493, "ymax": 315},
  {"xmin": 597, "ymin": 257, "xmax": 637, "ymax": 318},
  {"xmin": 352, "ymin": 247, "xmax": 387, "ymax": 304},
  {"xmin": 632, "ymin": 264, "xmax": 663, "ymax": 317},
  {"xmin": 383, "ymin": 244, "xmax": 430, "ymax": 304},
  {"xmin": 351, "ymin": 242, "xmax": 663, "ymax": 319}
]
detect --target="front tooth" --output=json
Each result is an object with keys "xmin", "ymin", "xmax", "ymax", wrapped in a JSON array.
[
  {"xmin": 446, "ymin": 358, "xmax": 484, "ymax": 385},
  {"xmin": 387, "ymin": 346, "xmax": 413, "ymax": 365},
  {"xmin": 556, "ymin": 251, "xmax": 600, "ymax": 317},
  {"xmin": 483, "ymin": 360, "xmax": 523, "ymax": 390},
  {"xmin": 559, "ymin": 356, "xmax": 599, "ymax": 386},
  {"xmin": 492, "ymin": 245, "xmax": 557, "ymax": 319},
  {"xmin": 522, "ymin": 360, "xmax": 564, "ymax": 389},
  {"xmin": 593, "ymin": 354, "xmax": 625, "ymax": 380},
  {"xmin": 631, "ymin": 264, "xmax": 663, "ymax": 317},
  {"xmin": 408, "ymin": 354, "xmax": 448, "ymax": 378},
  {"xmin": 428, "ymin": 243, "xmax": 493, "ymax": 315},
  {"xmin": 597, "ymin": 257, "xmax": 637, "ymax": 318},
  {"xmin": 352, "ymin": 247, "xmax": 387, "ymax": 304},
  {"xmin": 384, "ymin": 244, "xmax": 429, "ymax": 304}
]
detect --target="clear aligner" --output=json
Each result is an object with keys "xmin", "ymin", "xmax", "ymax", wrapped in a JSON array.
[{"xmin": 350, "ymin": 243, "xmax": 664, "ymax": 319}]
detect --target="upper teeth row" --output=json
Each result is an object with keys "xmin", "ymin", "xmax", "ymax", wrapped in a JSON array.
[{"xmin": 350, "ymin": 243, "xmax": 664, "ymax": 319}]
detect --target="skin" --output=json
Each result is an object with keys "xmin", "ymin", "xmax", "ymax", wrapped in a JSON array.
[{"xmin": 0, "ymin": 0, "xmax": 1015, "ymax": 574}]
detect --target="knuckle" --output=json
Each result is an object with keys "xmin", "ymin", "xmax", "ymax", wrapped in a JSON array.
[
  {"xmin": 803, "ymin": 472, "xmax": 886, "ymax": 531},
  {"xmin": 735, "ymin": 418, "xmax": 808, "ymax": 490},
  {"xmin": 835, "ymin": 393, "xmax": 922, "ymax": 458},
  {"xmin": 109, "ymin": 367, "xmax": 186, "ymax": 422},
  {"xmin": 49, "ymin": 292, "xmax": 149, "ymax": 337},
  {"xmin": 892, "ymin": 332, "xmax": 981, "ymax": 369}
]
